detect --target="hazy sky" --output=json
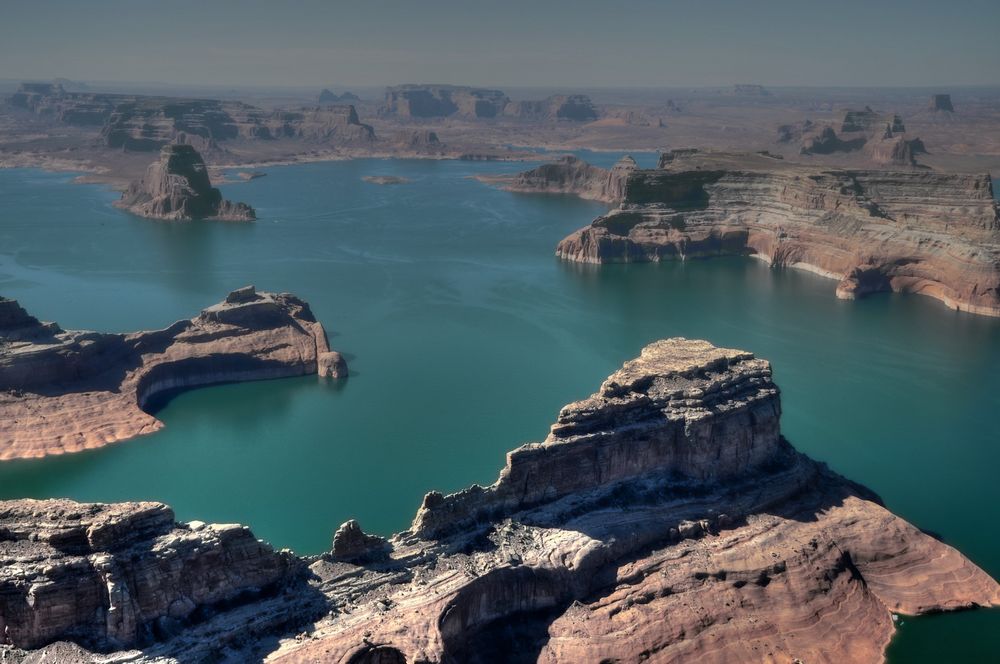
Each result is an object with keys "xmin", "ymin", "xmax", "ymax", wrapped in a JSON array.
[{"xmin": 2, "ymin": 0, "xmax": 998, "ymax": 88}]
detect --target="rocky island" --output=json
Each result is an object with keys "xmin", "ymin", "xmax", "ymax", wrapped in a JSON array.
[
  {"xmin": 478, "ymin": 154, "xmax": 637, "ymax": 203},
  {"xmin": 0, "ymin": 286, "xmax": 343, "ymax": 460},
  {"xmin": 553, "ymin": 150, "xmax": 1000, "ymax": 316},
  {"xmin": 116, "ymin": 144, "xmax": 256, "ymax": 220},
  {"xmin": 0, "ymin": 338, "xmax": 995, "ymax": 662}
]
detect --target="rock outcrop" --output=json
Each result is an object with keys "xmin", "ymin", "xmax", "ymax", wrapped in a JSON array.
[
  {"xmin": 865, "ymin": 129, "xmax": 927, "ymax": 167},
  {"xmin": 929, "ymin": 94, "xmax": 955, "ymax": 112},
  {"xmin": 116, "ymin": 144, "xmax": 255, "ymax": 221},
  {"xmin": 503, "ymin": 95, "xmax": 599, "ymax": 121},
  {"xmin": 799, "ymin": 125, "xmax": 866, "ymax": 155},
  {"xmin": 0, "ymin": 286, "xmax": 339, "ymax": 460},
  {"xmin": 392, "ymin": 129, "xmax": 442, "ymax": 153},
  {"xmin": 478, "ymin": 155, "xmax": 637, "ymax": 204},
  {"xmin": 318, "ymin": 89, "xmax": 360, "ymax": 104},
  {"xmin": 0, "ymin": 500, "xmax": 303, "ymax": 651},
  {"xmin": 7, "ymin": 339, "xmax": 995, "ymax": 662},
  {"xmin": 555, "ymin": 150, "xmax": 1000, "ymax": 316},
  {"xmin": 382, "ymin": 85, "xmax": 510, "ymax": 119}
]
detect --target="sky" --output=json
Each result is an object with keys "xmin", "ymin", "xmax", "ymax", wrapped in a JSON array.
[{"xmin": 2, "ymin": 0, "xmax": 998, "ymax": 89}]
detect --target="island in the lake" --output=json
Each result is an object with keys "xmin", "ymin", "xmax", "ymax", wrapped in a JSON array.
[
  {"xmin": 116, "ymin": 144, "xmax": 256, "ymax": 221},
  {"xmin": 362, "ymin": 175, "xmax": 410, "ymax": 185},
  {"xmin": 488, "ymin": 149, "xmax": 1000, "ymax": 317},
  {"xmin": 0, "ymin": 286, "xmax": 345, "ymax": 460},
  {"xmin": 1, "ymin": 338, "xmax": 996, "ymax": 663}
]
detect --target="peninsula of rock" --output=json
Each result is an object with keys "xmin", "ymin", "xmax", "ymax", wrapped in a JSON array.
[
  {"xmin": 0, "ymin": 286, "xmax": 343, "ymax": 460},
  {"xmin": 1, "ymin": 338, "xmax": 996, "ymax": 663},
  {"xmin": 116, "ymin": 144, "xmax": 255, "ymax": 220},
  {"xmin": 553, "ymin": 150, "xmax": 1000, "ymax": 316}
]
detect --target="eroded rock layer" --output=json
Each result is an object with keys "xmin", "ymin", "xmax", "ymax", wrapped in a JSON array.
[
  {"xmin": 116, "ymin": 144, "xmax": 255, "ymax": 221},
  {"xmin": 555, "ymin": 150, "xmax": 1000, "ymax": 316},
  {"xmin": 0, "ymin": 286, "xmax": 336, "ymax": 460},
  {"xmin": 3, "ymin": 339, "xmax": 996, "ymax": 663}
]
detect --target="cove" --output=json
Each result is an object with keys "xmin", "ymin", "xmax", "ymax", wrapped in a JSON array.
[{"xmin": 0, "ymin": 160, "xmax": 997, "ymax": 661}]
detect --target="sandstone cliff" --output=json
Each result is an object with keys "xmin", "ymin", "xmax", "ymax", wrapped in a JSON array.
[
  {"xmin": 478, "ymin": 155, "xmax": 637, "ymax": 204},
  {"xmin": 0, "ymin": 286, "xmax": 342, "ymax": 460},
  {"xmin": 556, "ymin": 150, "xmax": 1000, "ymax": 316},
  {"xmin": 116, "ymin": 144, "xmax": 255, "ymax": 221},
  {"xmin": 3, "ymin": 339, "xmax": 996, "ymax": 663}
]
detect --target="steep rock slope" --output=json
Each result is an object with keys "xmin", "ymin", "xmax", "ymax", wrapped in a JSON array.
[
  {"xmin": 0, "ymin": 286, "xmax": 341, "ymax": 460},
  {"xmin": 556, "ymin": 150, "xmax": 1000, "ymax": 316}
]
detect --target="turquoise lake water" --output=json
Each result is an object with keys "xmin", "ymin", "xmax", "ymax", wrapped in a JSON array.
[{"xmin": 0, "ymin": 159, "xmax": 997, "ymax": 660}]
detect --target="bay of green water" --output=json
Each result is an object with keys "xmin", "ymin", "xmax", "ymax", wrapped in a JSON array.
[{"xmin": 0, "ymin": 160, "xmax": 996, "ymax": 661}]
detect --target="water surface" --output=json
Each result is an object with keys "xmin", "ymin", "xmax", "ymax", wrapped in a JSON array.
[{"xmin": 0, "ymin": 161, "xmax": 997, "ymax": 661}]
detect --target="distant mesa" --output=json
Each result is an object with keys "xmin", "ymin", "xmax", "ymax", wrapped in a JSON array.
[
  {"xmin": 7, "ymin": 82, "xmax": 375, "ymax": 151},
  {"xmin": 929, "ymin": 93, "xmax": 955, "ymax": 112},
  {"xmin": 799, "ymin": 125, "xmax": 866, "ymax": 155},
  {"xmin": 382, "ymin": 84, "xmax": 509, "ymax": 119},
  {"xmin": 865, "ymin": 131, "xmax": 927, "ymax": 167},
  {"xmin": 503, "ymin": 94, "xmax": 599, "ymax": 121},
  {"xmin": 840, "ymin": 105, "xmax": 881, "ymax": 133},
  {"xmin": 318, "ymin": 88, "xmax": 361, "ymax": 104},
  {"xmin": 731, "ymin": 83, "xmax": 772, "ymax": 96},
  {"xmin": 116, "ymin": 144, "xmax": 256, "ymax": 221}
]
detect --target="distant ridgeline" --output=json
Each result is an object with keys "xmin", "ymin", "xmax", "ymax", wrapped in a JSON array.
[
  {"xmin": 380, "ymin": 84, "xmax": 599, "ymax": 121},
  {"xmin": 7, "ymin": 82, "xmax": 375, "ymax": 152}
]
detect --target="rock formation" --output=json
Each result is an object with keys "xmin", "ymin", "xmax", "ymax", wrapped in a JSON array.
[
  {"xmin": 865, "ymin": 129, "xmax": 927, "ymax": 167},
  {"xmin": 318, "ymin": 89, "xmax": 360, "ymax": 104},
  {"xmin": 799, "ymin": 125, "xmax": 867, "ymax": 155},
  {"xmin": 382, "ymin": 85, "xmax": 510, "ymax": 119},
  {"xmin": 3, "ymin": 339, "xmax": 996, "ymax": 663},
  {"xmin": 0, "ymin": 500, "xmax": 304, "ymax": 651},
  {"xmin": 555, "ymin": 150, "xmax": 1000, "ymax": 316},
  {"xmin": 7, "ymin": 83, "xmax": 375, "ymax": 151},
  {"xmin": 840, "ymin": 106, "xmax": 881, "ymax": 133},
  {"xmin": 392, "ymin": 129, "xmax": 442, "ymax": 153},
  {"xmin": 929, "ymin": 94, "xmax": 955, "ymax": 112},
  {"xmin": 504, "ymin": 95, "xmax": 599, "ymax": 121},
  {"xmin": 0, "ymin": 286, "xmax": 340, "ymax": 460},
  {"xmin": 116, "ymin": 144, "xmax": 255, "ymax": 221},
  {"xmin": 478, "ymin": 155, "xmax": 637, "ymax": 204}
]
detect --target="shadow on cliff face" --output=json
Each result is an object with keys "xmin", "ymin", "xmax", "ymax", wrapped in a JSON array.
[{"xmin": 438, "ymin": 566, "xmax": 567, "ymax": 664}]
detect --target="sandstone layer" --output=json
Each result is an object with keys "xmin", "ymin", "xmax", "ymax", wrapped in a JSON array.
[
  {"xmin": 0, "ymin": 286, "xmax": 339, "ymax": 460},
  {"xmin": 116, "ymin": 144, "xmax": 255, "ymax": 220},
  {"xmin": 2, "ymin": 339, "xmax": 997, "ymax": 663},
  {"xmin": 480, "ymin": 154, "xmax": 637, "ymax": 204},
  {"xmin": 504, "ymin": 95, "xmax": 599, "ymax": 121},
  {"xmin": 556, "ymin": 150, "xmax": 1000, "ymax": 316}
]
